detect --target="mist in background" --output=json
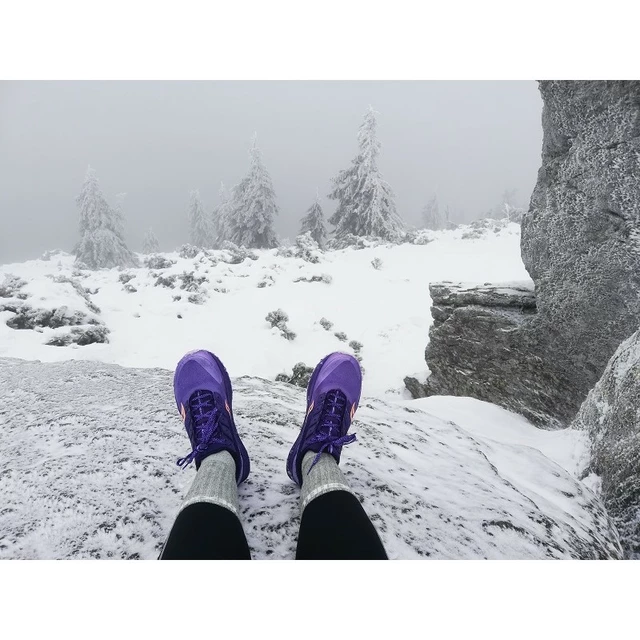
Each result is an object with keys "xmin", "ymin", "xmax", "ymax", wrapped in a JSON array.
[{"xmin": 0, "ymin": 81, "xmax": 542, "ymax": 263}]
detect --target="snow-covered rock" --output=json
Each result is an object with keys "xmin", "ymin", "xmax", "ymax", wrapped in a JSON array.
[
  {"xmin": 573, "ymin": 328, "xmax": 640, "ymax": 558},
  {"xmin": 425, "ymin": 81, "xmax": 640, "ymax": 428},
  {"xmin": 0, "ymin": 357, "xmax": 621, "ymax": 559},
  {"xmin": 417, "ymin": 281, "xmax": 564, "ymax": 428},
  {"xmin": 521, "ymin": 81, "xmax": 640, "ymax": 414}
]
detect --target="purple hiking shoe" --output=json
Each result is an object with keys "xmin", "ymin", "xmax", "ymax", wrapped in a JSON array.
[
  {"xmin": 173, "ymin": 349, "xmax": 250, "ymax": 485},
  {"xmin": 286, "ymin": 352, "xmax": 362, "ymax": 486}
]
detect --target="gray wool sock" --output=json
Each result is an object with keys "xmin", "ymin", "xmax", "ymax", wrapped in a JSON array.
[
  {"xmin": 299, "ymin": 450, "xmax": 352, "ymax": 514},
  {"xmin": 179, "ymin": 450, "xmax": 239, "ymax": 517}
]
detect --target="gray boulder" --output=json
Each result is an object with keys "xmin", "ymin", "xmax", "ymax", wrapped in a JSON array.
[
  {"xmin": 422, "ymin": 81, "xmax": 640, "ymax": 428},
  {"xmin": 419, "ymin": 282, "xmax": 575, "ymax": 428},
  {"xmin": 522, "ymin": 81, "xmax": 640, "ymax": 407},
  {"xmin": 573, "ymin": 328, "xmax": 640, "ymax": 558}
]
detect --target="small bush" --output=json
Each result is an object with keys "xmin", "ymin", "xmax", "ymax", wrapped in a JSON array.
[
  {"xmin": 144, "ymin": 254, "xmax": 175, "ymax": 269},
  {"xmin": 266, "ymin": 309, "xmax": 289, "ymax": 328},
  {"xmin": 326, "ymin": 234, "xmax": 384, "ymax": 251},
  {"xmin": 46, "ymin": 325, "xmax": 110, "ymax": 347},
  {"xmin": 371, "ymin": 257, "xmax": 383, "ymax": 270},
  {"xmin": 179, "ymin": 271, "xmax": 207, "ymax": 292},
  {"xmin": 119, "ymin": 273, "xmax": 135, "ymax": 284},
  {"xmin": 403, "ymin": 229, "xmax": 434, "ymax": 245},
  {"xmin": 188, "ymin": 293, "xmax": 207, "ymax": 305},
  {"xmin": 257, "ymin": 275, "xmax": 275, "ymax": 288},
  {"xmin": 293, "ymin": 274, "xmax": 332, "ymax": 284},
  {"xmin": 6, "ymin": 305, "xmax": 92, "ymax": 330},
  {"xmin": 266, "ymin": 308, "xmax": 296, "ymax": 341},
  {"xmin": 276, "ymin": 246, "xmax": 296, "ymax": 259},
  {"xmin": 295, "ymin": 233, "xmax": 321, "ymax": 264},
  {"xmin": 276, "ymin": 362, "xmax": 314, "ymax": 388},
  {"xmin": 334, "ymin": 331, "xmax": 348, "ymax": 342},
  {"xmin": 179, "ymin": 244, "xmax": 201, "ymax": 259},
  {"xmin": 155, "ymin": 275, "xmax": 177, "ymax": 289},
  {"xmin": 319, "ymin": 317, "xmax": 333, "ymax": 331},
  {"xmin": 349, "ymin": 340, "xmax": 363, "ymax": 354},
  {"xmin": 281, "ymin": 328, "xmax": 297, "ymax": 341},
  {"xmin": 0, "ymin": 274, "xmax": 27, "ymax": 298},
  {"xmin": 221, "ymin": 241, "xmax": 258, "ymax": 264}
]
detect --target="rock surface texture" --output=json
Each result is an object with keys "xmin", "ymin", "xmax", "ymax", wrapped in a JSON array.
[
  {"xmin": 0, "ymin": 357, "xmax": 621, "ymax": 559},
  {"xmin": 573, "ymin": 329, "xmax": 640, "ymax": 559},
  {"xmin": 422, "ymin": 81, "xmax": 640, "ymax": 428}
]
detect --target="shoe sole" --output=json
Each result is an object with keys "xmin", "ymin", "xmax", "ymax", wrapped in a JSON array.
[{"xmin": 174, "ymin": 349, "xmax": 250, "ymax": 485}]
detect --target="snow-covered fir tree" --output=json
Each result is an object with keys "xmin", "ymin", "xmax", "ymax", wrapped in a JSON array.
[
  {"xmin": 300, "ymin": 191, "xmax": 327, "ymax": 248},
  {"xmin": 444, "ymin": 205, "xmax": 453, "ymax": 229},
  {"xmin": 188, "ymin": 189, "xmax": 211, "ymax": 248},
  {"xmin": 421, "ymin": 195, "xmax": 445, "ymax": 230},
  {"xmin": 328, "ymin": 106, "xmax": 404, "ymax": 242},
  {"xmin": 142, "ymin": 227, "xmax": 160, "ymax": 254},
  {"xmin": 75, "ymin": 166, "xmax": 137, "ymax": 269},
  {"xmin": 227, "ymin": 136, "xmax": 279, "ymax": 249},
  {"xmin": 211, "ymin": 182, "xmax": 232, "ymax": 248}
]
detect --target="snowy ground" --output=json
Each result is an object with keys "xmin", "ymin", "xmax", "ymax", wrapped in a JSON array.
[
  {"xmin": 0, "ymin": 224, "xmax": 528, "ymax": 397},
  {"xmin": 0, "ymin": 358, "xmax": 620, "ymax": 559},
  {"xmin": 0, "ymin": 223, "xmax": 619, "ymax": 559}
]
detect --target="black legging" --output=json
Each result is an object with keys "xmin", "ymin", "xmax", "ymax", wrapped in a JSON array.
[{"xmin": 160, "ymin": 490, "xmax": 388, "ymax": 560}]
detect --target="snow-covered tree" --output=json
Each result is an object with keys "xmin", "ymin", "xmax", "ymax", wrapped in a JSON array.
[
  {"xmin": 188, "ymin": 189, "xmax": 211, "ymax": 248},
  {"xmin": 444, "ymin": 205, "xmax": 453, "ymax": 228},
  {"xmin": 75, "ymin": 166, "xmax": 138, "ymax": 269},
  {"xmin": 328, "ymin": 106, "xmax": 404, "ymax": 242},
  {"xmin": 492, "ymin": 189, "xmax": 519, "ymax": 219},
  {"xmin": 142, "ymin": 227, "xmax": 160, "ymax": 254},
  {"xmin": 502, "ymin": 202, "xmax": 525, "ymax": 224},
  {"xmin": 227, "ymin": 136, "xmax": 279, "ymax": 249},
  {"xmin": 300, "ymin": 191, "xmax": 327, "ymax": 248},
  {"xmin": 211, "ymin": 182, "xmax": 232, "ymax": 248},
  {"xmin": 421, "ymin": 195, "xmax": 445, "ymax": 230}
]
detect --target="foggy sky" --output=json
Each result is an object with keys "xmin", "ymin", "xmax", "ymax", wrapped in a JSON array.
[{"xmin": 0, "ymin": 81, "xmax": 542, "ymax": 263}]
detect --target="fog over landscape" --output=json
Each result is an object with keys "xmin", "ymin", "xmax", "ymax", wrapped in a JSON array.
[{"xmin": 0, "ymin": 81, "xmax": 542, "ymax": 263}]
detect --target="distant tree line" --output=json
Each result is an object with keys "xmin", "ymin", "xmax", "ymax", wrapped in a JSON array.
[
  {"xmin": 73, "ymin": 106, "xmax": 523, "ymax": 269},
  {"xmin": 74, "ymin": 106, "xmax": 407, "ymax": 268}
]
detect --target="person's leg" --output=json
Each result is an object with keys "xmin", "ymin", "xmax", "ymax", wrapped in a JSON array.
[
  {"xmin": 286, "ymin": 352, "xmax": 388, "ymax": 560},
  {"xmin": 159, "ymin": 349, "xmax": 251, "ymax": 560},
  {"xmin": 295, "ymin": 451, "xmax": 387, "ymax": 559},
  {"xmin": 160, "ymin": 450, "xmax": 251, "ymax": 559}
]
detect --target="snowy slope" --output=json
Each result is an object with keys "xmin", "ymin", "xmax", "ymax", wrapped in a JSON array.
[
  {"xmin": 0, "ymin": 224, "xmax": 528, "ymax": 398},
  {"xmin": 0, "ymin": 358, "xmax": 621, "ymax": 559}
]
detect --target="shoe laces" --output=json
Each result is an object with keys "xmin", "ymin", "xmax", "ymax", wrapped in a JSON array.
[
  {"xmin": 176, "ymin": 390, "xmax": 225, "ymax": 469},
  {"xmin": 307, "ymin": 390, "xmax": 357, "ymax": 475}
]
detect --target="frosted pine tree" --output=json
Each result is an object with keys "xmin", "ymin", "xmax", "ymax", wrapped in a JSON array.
[
  {"xmin": 300, "ymin": 191, "xmax": 327, "ymax": 248},
  {"xmin": 142, "ymin": 228, "xmax": 160, "ymax": 254},
  {"xmin": 444, "ymin": 205, "xmax": 453, "ymax": 229},
  {"xmin": 188, "ymin": 189, "xmax": 211, "ymax": 248},
  {"xmin": 421, "ymin": 195, "xmax": 445, "ymax": 230},
  {"xmin": 328, "ymin": 106, "xmax": 404, "ymax": 242},
  {"xmin": 211, "ymin": 182, "xmax": 232, "ymax": 248},
  {"xmin": 228, "ymin": 136, "xmax": 279, "ymax": 249},
  {"xmin": 75, "ymin": 166, "xmax": 138, "ymax": 269}
]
